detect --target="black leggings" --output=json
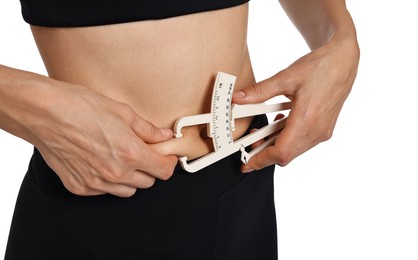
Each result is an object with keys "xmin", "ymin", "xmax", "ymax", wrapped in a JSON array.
[{"xmin": 5, "ymin": 115, "xmax": 277, "ymax": 260}]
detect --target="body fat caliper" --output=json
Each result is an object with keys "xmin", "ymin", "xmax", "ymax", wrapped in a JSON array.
[{"xmin": 174, "ymin": 72, "xmax": 292, "ymax": 173}]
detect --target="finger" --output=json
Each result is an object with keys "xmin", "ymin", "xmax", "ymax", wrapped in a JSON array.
[
  {"xmin": 120, "ymin": 170, "xmax": 157, "ymax": 189},
  {"xmin": 92, "ymin": 182, "xmax": 138, "ymax": 198},
  {"xmin": 82, "ymin": 168, "xmax": 158, "ymax": 196},
  {"xmin": 131, "ymin": 116, "xmax": 174, "ymax": 144},
  {"xmin": 232, "ymin": 70, "xmax": 294, "ymax": 104},
  {"xmin": 64, "ymin": 185, "xmax": 106, "ymax": 197},
  {"xmin": 242, "ymin": 126, "xmax": 296, "ymax": 172},
  {"xmin": 242, "ymin": 100, "xmax": 321, "ymax": 172},
  {"xmin": 136, "ymin": 150, "xmax": 178, "ymax": 180},
  {"xmin": 241, "ymin": 146, "xmax": 278, "ymax": 173},
  {"xmin": 62, "ymin": 173, "xmax": 137, "ymax": 198}
]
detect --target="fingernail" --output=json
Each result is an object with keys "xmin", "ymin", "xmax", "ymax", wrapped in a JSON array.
[
  {"xmin": 234, "ymin": 91, "xmax": 246, "ymax": 99},
  {"xmin": 242, "ymin": 167, "xmax": 254, "ymax": 174}
]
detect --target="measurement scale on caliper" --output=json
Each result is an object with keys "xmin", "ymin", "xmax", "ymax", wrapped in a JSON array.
[{"xmin": 174, "ymin": 72, "xmax": 292, "ymax": 173}]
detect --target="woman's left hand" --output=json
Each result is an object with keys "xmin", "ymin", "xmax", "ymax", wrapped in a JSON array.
[{"xmin": 233, "ymin": 36, "xmax": 360, "ymax": 173}]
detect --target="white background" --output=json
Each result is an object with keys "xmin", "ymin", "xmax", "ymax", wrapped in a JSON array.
[{"xmin": 1, "ymin": 1, "xmax": 417, "ymax": 259}]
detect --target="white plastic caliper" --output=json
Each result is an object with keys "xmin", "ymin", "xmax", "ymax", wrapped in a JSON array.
[{"xmin": 174, "ymin": 72, "xmax": 292, "ymax": 173}]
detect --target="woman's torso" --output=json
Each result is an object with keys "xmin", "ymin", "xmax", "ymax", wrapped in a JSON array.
[{"xmin": 31, "ymin": 3, "xmax": 255, "ymax": 160}]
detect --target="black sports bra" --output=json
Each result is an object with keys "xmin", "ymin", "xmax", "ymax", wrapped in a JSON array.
[{"xmin": 20, "ymin": 0, "xmax": 250, "ymax": 27}]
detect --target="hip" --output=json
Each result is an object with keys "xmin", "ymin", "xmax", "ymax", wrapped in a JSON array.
[
  {"xmin": 6, "ymin": 114, "xmax": 277, "ymax": 259},
  {"xmin": 27, "ymin": 114, "xmax": 273, "ymax": 209}
]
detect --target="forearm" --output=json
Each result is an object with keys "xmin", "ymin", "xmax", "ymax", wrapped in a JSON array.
[
  {"xmin": 234, "ymin": 0, "xmax": 360, "ymax": 169},
  {"xmin": 279, "ymin": 0, "xmax": 358, "ymax": 50},
  {"xmin": 0, "ymin": 63, "xmax": 178, "ymax": 196},
  {"xmin": 0, "ymin": 64, "xmax": 63, "ymax": 145}
]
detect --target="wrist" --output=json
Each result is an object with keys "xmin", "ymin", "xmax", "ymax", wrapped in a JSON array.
[
  {"xmin": 328, "ymin": 29, "xmax": 360, "ymax": 66},
  {"xmin": 305, "ymin": 2, "xmax": 358, "ymax": 52},
  {"xmin": 0, "ymin": 66, "xmax": 57, "ymax": 144}
]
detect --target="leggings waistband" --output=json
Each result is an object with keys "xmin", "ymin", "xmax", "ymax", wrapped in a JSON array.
[{"xmin": 28, "ymin": 114, "xmax": 269, "ymax": 210}]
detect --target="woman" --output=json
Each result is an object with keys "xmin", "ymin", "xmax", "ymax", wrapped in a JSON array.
[{"xmin": 1, "ymin": 0, "xmax": 359, "ymax": 259}]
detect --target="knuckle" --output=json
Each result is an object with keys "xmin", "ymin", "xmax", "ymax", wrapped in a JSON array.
[
  {"xmin": 83, "ymin": 173, "xmax": 107, "ymax": 190},
  {"xmin": 93, "ymin": 162, "xmax": 122, "ymax": 183},
  {"xmin": 143, "ymin": 122, "xmax": 161, "ymax": 139},
  {"xmin": 159, "ymin": 168, "xmax": 174, "ymax": 181},
  {"xmin": 250, "ymin": 81, "xmax": 265, "ymax": 96},
  {"xmin": 139, "ymin": 177, "xmax": 156, "ymax": 189},
  {"xmin": 67, "ymin": 184, "xmax": 90, "ymax": 196},
  {"xmin": 321, "ymin": 128, "xmax": 333, "ymax": 142},
  {"xmin": 61, "ymin": 174, "xmax": 91, "ymax": 196},
  {"xmin": 102, "ymin": 170, "xmax": 125, "ymax": 183},
  {"xmin": 274, "ymin": 149, "xmax": 292, "ymax": 167},
  {"xmin": 117, "ymin": 143, "xmax": 140, "ymax": 164},
  {"xmin": 118, "ymin": 188, "xmax": 137, "ymax": 198},
  {"xmin": 159, "ymin": 158, "xmax": 176, "ymax": 180},
  {"xmin": 314, "ymin": 121, "xmax": 334, "ymax": 143}
]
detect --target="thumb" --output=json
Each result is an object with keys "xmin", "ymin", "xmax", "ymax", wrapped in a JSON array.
[
  {"xmin": 131, "ymin": 117, "xmax": 174, "ymax": 144},
  {"xmin": 232, "ymin": 71, "xmax": 290, "ymax": 104}
]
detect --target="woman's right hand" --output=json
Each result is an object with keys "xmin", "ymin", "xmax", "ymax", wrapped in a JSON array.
[{"xmin": 12, "ymin": 76, "xmax": 178, "ymax": 197}]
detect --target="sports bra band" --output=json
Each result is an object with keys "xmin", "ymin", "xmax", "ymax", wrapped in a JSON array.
[{"xmin": 20, "ymin": 0, "xmax": 250, "ymax": 27}]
